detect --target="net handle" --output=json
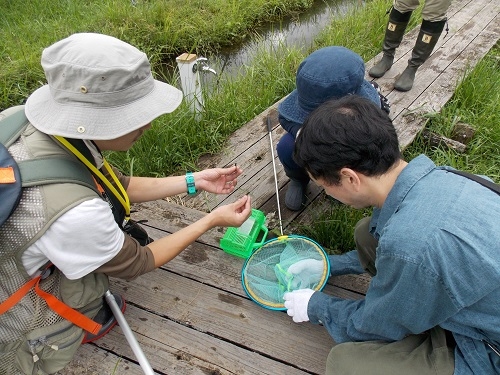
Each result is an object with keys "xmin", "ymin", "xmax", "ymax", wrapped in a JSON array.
[{"xmin": 267, "ymin": 115, "xmax": 284, "ymax": 236}]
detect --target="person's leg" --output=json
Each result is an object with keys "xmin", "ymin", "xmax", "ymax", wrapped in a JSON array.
[
  {"xmin": 393, "ymin": 0, "xmax": 420, "ymax": 14},
  {"xmin": 326, "ymin": 326, "xmax": 455, "ymax": 375},
  {"xmin": 393, "ymin": 0, "xmax": 451, "ymax": 91},
  {"xmin": 368, "ymin": 3, "xmax": 414, "ymax": 78},
  {"xmin": 420, "ymin": 0, "xmax": 452, "ymax": 22},
  {"xmin": 393, "ymin": 18, "xmax": 446, "ymax": 91},
  {"xmin": 277, "ymin": 133, "xmax": 310, "ymax": 211},
  {"xmin": 353, "ymin": 216, "xmax": 378, "ymax": 276}
]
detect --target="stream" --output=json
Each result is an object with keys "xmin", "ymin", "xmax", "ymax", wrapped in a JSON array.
[{"xmin": 203, "ymin": 0, "xmax": 360, "ymax": 78}]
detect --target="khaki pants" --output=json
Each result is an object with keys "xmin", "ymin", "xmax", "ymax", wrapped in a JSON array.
[
  {"xmin": 326, "ymin": 326, "xmax": 455, "ymax": 375},
  {"xmin": 326, "ymin": 218, "xmax": 456, "ymax": 374},
  {"xmin": 394, "ymin": 0, "xmax": 452, "ymax": 22}
]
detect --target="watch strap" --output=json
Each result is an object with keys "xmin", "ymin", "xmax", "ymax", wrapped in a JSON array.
[{"xmin": 185, "ymin": 172, "xmax": 197, "ymax": 195}]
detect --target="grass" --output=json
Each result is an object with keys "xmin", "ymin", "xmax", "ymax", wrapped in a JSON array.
[
  {"xmin": 404, "ymin": 48, "xmax": 500, "ymax": 181},
  {"xmin": 1, "ymin": 0, "xmax": 498, "ymax": 254},
  {"xmin": 0, "ymin": 0, "xmax": 314, "ymax": 110}
]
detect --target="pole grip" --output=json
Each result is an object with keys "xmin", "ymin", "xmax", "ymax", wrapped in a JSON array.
[{"xmin": 266, "ymin": 115, "xmax": 273, "ymax": 133}]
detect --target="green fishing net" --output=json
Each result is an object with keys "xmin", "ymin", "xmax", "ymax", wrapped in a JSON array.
[{"xmin": 241, "ymin": 235, "xmax": 330, "ymax": 310}]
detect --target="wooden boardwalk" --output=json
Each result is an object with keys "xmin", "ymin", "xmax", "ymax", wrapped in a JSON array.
[{"xmin": 59, "ymin": 0, "xmax": 499, "ymax": 373}]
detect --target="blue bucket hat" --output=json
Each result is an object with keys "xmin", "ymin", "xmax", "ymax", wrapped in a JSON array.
[{"xmin": 278, "ymin": 46, "xmax": 380, "ymax": 124}]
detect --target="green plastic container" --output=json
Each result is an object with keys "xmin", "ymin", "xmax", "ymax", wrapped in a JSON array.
[{"xmin": 220, "ymin": 209, "xmax": 268, "ymax": 258}]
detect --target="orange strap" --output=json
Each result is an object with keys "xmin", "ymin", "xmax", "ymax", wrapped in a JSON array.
[
  {"xmin": 92, "ymin": 175, "xmax": 106, "ymax": 195},
  {"xmin": 34, "ymin": 282, "xmax": 102, "ymax": 335},
  {"xmin": 0, "ymin": 275, "xmax": 102, "ymax": 335},
  {"xmin": 0, "ymin": 276, "xmax": 39, "ymax": 314}
]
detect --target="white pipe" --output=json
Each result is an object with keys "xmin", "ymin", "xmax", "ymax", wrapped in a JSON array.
[{"xmin": 176, "ymin": 53, "xmax": 203, "ymax": 120}]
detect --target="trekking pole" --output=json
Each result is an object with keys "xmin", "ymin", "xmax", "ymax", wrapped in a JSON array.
[{"xmin": 104, "ymin": 291, "xmax": 155, "ymax": 375}]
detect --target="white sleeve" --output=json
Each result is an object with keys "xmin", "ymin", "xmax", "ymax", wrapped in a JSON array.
[{"xmin": 22, "ymin": 198, "xmax": 125, "ymax": 279}]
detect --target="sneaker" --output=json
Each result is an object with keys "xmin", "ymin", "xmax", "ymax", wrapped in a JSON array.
[{"xmin": 82, "ymin": 293, "xmax": 126, "ymax": 343}]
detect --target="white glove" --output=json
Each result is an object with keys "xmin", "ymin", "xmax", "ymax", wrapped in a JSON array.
[
  {"xmin": 283, "ymin": 288, "xmax": 314, "ymax": 323},
  {"xmin": 287, "ymin": 259, "xmax": 324, "ymax": 275}
]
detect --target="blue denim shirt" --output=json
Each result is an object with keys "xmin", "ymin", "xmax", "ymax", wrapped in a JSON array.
[{"xmin": 308, "ymin": 155, "xmax": 500, "ymax": 374}]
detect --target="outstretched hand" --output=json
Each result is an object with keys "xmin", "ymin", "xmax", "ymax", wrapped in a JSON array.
[
  {"xmin": 195, "ymin": 165, "xmax": 242, "ymax": 194},
  {"xmin": 208, "ymin": 195, "xmax": 252, "ymax": 228}
]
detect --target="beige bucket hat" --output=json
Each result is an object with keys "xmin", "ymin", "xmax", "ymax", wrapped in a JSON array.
[{"xmin": 25, "ymin": 33, "xmax": 183, "ymax": 140}]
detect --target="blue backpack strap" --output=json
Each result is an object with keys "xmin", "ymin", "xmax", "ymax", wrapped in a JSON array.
[
  {"xmin": 0, "ymin": 142, "xmax": 22, "ymax": 226},
  {"xmin": 0, "ymin": 106, "xmax": 26, "ymax": 225}
]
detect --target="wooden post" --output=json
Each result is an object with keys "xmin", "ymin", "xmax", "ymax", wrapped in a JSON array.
[{"xmin": 176, "ymin": 53, "xmax": 203, "ymax": 120}]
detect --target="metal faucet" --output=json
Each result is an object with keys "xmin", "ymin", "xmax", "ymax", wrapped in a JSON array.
[{"xmin": 192, "ymin": 57, "xmax": 217, "ymax": 75}]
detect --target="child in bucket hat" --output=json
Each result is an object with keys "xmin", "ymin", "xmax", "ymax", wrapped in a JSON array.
[
  {"xmin": 1, "ymin": 33, "xmax": 251, "ymax": 374},
  {"xmin": 277, "ymin": 46, "xmax": 388, "ymax": 211}
]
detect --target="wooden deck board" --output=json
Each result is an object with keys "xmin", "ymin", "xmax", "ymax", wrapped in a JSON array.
[
  {"xmin": 58, "ymin": 1, "xmax": 498, "ymax": 373},
  {"xmin": 89, "ymin": 303, "xmax": 315, "ymax": 375}
]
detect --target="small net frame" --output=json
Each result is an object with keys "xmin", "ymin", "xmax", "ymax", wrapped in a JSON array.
[{"xmin": 241, "ymin": 234, "xmax": 330, "ymax": 310}]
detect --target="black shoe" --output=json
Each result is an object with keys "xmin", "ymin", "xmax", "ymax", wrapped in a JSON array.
[
  {"xmin": 285, "ymin": 180, "xmax": 308, "ymax": 211},
  {"xmin": 82, "ymin": 293, "xmax": 126, "ymax": 343}
]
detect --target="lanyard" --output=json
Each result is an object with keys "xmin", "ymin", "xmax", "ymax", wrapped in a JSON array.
[{"xmin": 53, "ymin": 136, "xmax": 130, "ymax": 222}]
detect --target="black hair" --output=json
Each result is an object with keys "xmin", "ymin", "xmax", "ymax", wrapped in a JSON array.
[{"xmin": 293, "ymin": 95, "xmax": 401, "ymax": 185}]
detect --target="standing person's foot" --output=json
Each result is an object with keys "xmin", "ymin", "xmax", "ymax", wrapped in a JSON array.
[
  {"xmin": 394, "ymin": 66, "xmax": 417, "ymax": 91},
  {"xmin": 368, "ymin": 55, "xmax": 394, "ymax": 78}
]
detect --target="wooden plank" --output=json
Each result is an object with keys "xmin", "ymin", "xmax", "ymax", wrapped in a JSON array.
[
  {"xmin": 258, "ymin": 178, "xmax": 324, "ymax": 232},
  {"xmin": 108, "ymin": 268, "xmax": 335, "ymax": 374},
  {"xmin": 88, "ymin": 304, "xmax": 311, "ymax": 375},
  {"xmin": 194, "ymin": 106, "xmax": 282, "ymax": 171},
  {"xmin": 364, "ymin": 0, "xmax": 473, "ymax": 73},
  {"xmin": 393, "ymin": 0, "xmax": 499, "ymax": 147},
  {"xmin": 133, "ymin": 201, "xmax": 366, "ymax": 300},
  {"xmin": 330, "ymin": 274, "xmax": 371, "ymax": 296},
  {"xmin": 180, "ymin": 114, "xmax": 286, "ymax": 212},
  {"xmin": 57, "ymin": 344, "xmax": 144, "ymax": 375}
]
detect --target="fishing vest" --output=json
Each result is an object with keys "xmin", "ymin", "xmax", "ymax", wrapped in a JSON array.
[{"xmin": 0, "ymin": 107, "xmax": 109, "ymax": 374}]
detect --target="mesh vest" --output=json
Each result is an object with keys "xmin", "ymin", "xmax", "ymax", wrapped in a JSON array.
[{"xmin": 0, "ymin": 121, "xmax": 107, "ymax": 374}]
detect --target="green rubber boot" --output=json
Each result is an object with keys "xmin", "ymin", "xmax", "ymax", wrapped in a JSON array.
[
  {"xmin": 369, "ymin": 8, "xmax": 412, "ymax": 78},
  {"xmin": 394, "ymin": 19, "xmax": 446, "ymax": 91}
]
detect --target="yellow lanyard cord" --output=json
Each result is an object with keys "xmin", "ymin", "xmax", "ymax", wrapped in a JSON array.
[{"xmin": 54, "ymin": 136, "xmax": 130, "ymax": 221}]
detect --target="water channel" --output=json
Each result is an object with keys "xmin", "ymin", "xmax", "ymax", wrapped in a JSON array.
[{"xmin": 200, "ymin": 0, "xmax": 359, "ymax": 79}]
